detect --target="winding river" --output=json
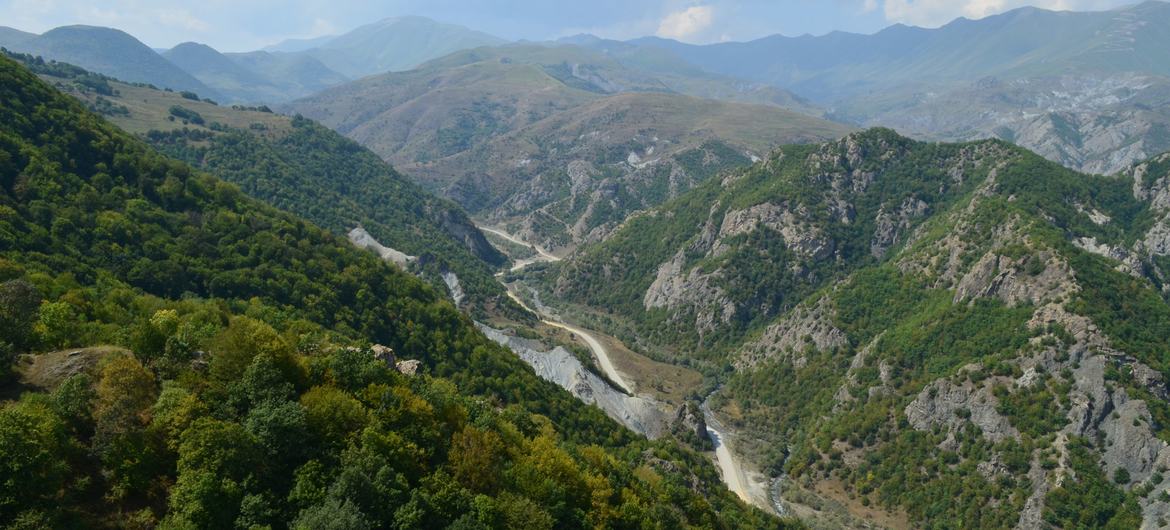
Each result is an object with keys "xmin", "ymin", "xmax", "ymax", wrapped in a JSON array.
[{"xmin": 477, "ymin": 224, "xmax": 763, "ymax": 512}]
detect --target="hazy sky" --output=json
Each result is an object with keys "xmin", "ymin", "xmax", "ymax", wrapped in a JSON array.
[{"xmin": 0, "ymin": 0, "xmax": 1138, "ymax": 51}]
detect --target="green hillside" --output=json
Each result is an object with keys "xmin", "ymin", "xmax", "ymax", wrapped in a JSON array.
[
  {"xmin": 0, "ymin": 25, "xmax": 220, "ymax": 99},
  {"xmin": 11, "ymin": 51, "xmax": 510, "ymax": 311},
  {"xmin": 540, "ymin": 129, "xmax": 1170, "ymax": 527},
  {"xmin": 0, "ymin": 55, "xmax": 791, "ymax": 529}
]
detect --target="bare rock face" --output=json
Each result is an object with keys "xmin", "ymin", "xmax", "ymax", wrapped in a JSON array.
[
  {"xmin": 643, "ymin": 250, "xmax": 736, "ymax": 336},
  {"xmin": 1130, "ymin": 153, "xmax": 1170, "ymax": 210},
  {"xmin": 672, "ymin": 402, "xmax": 710, "ymax": 444},
  {"xmin": 953, "ymin": 250, "xmax": 1076, "ymax": 307},
  {"xmin": 1073, "ymin": 236, "xmax": 1145, "ymax": 277},
  {"xmin": 905, "ymin": 377, "xmax": 1019, "ymax": 443},
  {"xmin": 476, "ymin": 323, "xmax": 670, "ymax": 438},
  {"xmin": 371, "ymin": 344, "xmax": 396, "ymax": 368},
  {"xmin": 347, "ymin": 226, "xmax": 417, "ymax": 268},
  {"xmin": 736, "ymin": 296, "xmax": 848, "ymax": 369},
  {"xmin": 712, "ymin": 202, "xmax": 834, "ymax": 261},
  {"xmin": 395, "ymin": 359, "xmax": 421, "ymax": 376},
  {"xmin": 1100, "ymin": 398, "xmax": 1168, "ymax": 487},
  {"xmin": 1141, "ymin": 220, "xmax": 1170, "ymax": 258},
  {"xmin": 871, "ymin": 197, "xmax": 929, "ymax": 259}
]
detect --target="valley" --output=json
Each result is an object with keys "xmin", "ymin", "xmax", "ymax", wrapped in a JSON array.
[
  {"xmin": 479, "ymin": 224, "xmax": 775, "ymax": 515},
  {"xmin": 5, "ymin": 2, "xmax": 1170, "ymax": 528}
]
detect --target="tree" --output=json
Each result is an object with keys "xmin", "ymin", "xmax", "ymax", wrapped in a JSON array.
[
  {"xmin": 210, "ymin": 317, "xmax": 296, "ymax": 386},
  {"xmin": 92, "ymin": 354, "xmax": 160, "ymax": 499},
  {"xmin": 167, "ymin": 418, "xmax": 261, "ymax": 528},
  {"xmin": 35, "ymin": 301, "xmax": 74, "ymax": 350},
  {"xmin": 300, "ymin": 386, "xmax": 368, "ymax": 453},
  {"xmin": 0, "ymin": 399, "xmax": 70, "ymax": 521},
  {"xmin": 448, "ymin": 425, "xmax": 504, "ymax": 494},
  {"xmin": 244, "ymin": 400, "xmax": 310, "ymax": 468},
  {"xmin": 292, "ymin": 498, "xmax": 371, "ymax": 530},
  {"xmin": 0, "ymin": 280, "xmax": 41, "ymax": 376}
]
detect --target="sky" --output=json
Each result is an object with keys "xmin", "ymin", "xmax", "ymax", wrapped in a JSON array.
[{"xmin": 0, "ymin": 0, "xmax": 1139, "ymax": 51}]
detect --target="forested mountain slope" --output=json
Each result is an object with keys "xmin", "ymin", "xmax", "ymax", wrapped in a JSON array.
[
  {"xmin": 11, "ymin": 51, "xmax": 509, "ymax": 310},
  {"xmin": 0, "ymin": 56, "xmax": 789, "ymax": 529},
  {"xmin": 543, "ymin": 129, "xmax": 1170, "ymax": 527},
  {"xmin": 0, "ymin": 25, "xmax": 219, "ymax": 98},
  {"xmin": 288, "ymin": 44, "xmax": 850, "ymax": 253}
]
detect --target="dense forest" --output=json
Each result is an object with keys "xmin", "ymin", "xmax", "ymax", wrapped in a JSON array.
[
  {"xmin": 0, "ymin": 55, "xmax": 790, "ymax": 529},
  {"xmin": 5, "ymin": 49, "xmax": 511, "ymax": 312},
  {"xmin": 143, "ymin": 120, "xmax": 511, "ymax": 312}
]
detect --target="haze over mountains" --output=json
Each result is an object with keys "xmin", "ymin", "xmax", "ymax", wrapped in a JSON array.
[
  {"xmin": 5, "ymin": 1, "xmax": 1169, "ymax": 177},
  {"xmin": 287, "ymin": 43, "xmax": 850, "ymax": 253},
  {"xmin": 1, "ymin": 16, "xmax": 506, "ymax": 104},
  {"xmin": 5, "ymin": 2, "xmax": 1170, "ymax": 528},
  {"xmin": 631, "ymin": 0, "xmax": 1170, "ymax": 173},
  {"xmin": 0, "ymin": 25, "xmax": 220, "ymax": 98}
]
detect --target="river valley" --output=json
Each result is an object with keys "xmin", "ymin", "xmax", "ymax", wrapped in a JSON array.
[{"xmin": 475, "ymin": 224, "xmax": 776, "ymax": 515}]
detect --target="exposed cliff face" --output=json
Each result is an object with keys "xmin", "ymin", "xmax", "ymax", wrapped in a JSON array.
[
  {"xmin": 871, "ymin": 197, "xmax": 929, "ymax": 259},
  {"xmin": 547, "ymin": 129, "xmax": 1170, "ymax": 528},
  {"xmin": 1126, "ymin": 153, "xmax": 1170, "ymax": 291},
  {"xmin": 428, "ymin": 206, "xmax": 508, "ymax": 267},
  {"xmin": 736, "ymin": 296, "xmax": 848, "ymax": 370},
  {"xmin": 642, "ymin": 250, "xmax": 736, "ymax": 337},
  {"xmin": 348, "ymin": 226, "xmax": 417, "ymax": 268},
  {"xmin": 713, "ymin": 202, "xmax": 835, "ymax": 260}
]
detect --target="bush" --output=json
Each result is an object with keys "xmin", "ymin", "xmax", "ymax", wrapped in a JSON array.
[{"xmin": 168, "ymin": 105, "xmax": 204, "ymax": 125}]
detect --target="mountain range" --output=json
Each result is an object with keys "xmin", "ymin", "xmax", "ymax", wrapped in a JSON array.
[
  {"xmin": 626, "ymin": 1, "xmax": 1170, "ymax": 174},
  {"xmin": 1, "ymin": 16, "xmax": 507, "ymax": 105},
  {"xmin": 11, "ymin": 3, "xmax": 1170, "ymax": 177},
  {"xmin": 5, "ymin": 4, "xmax": 1170, "ymax": 528},
  {"xmin": 540, "ymin": 128, "xmax": 1170, "ymax": 528},
  {"xmin": 0, "ymin": 54, "xmax": 789, "ymax": 528},
  {"xmin": 0, "ymin": 25, "xmax": 220, "ymax": 98},
  {"xmin": 286, "ymin": 43, "xmax": 850, "ymax": 253}
]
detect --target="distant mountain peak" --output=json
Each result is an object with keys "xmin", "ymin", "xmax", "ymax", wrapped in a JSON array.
[{"xmin": 4, "ymin": 24, "xmax": 221, "ymax": 98}]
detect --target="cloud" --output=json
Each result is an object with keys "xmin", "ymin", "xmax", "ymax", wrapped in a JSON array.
[
  {"xmin": 656, "ymin": 5, "xmax": 715, "ymax": 41},
  {"xmin": 880, "ymin": 0, "xmax": 1127, "ymax": 27}
]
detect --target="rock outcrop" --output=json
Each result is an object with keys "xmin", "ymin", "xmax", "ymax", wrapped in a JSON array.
[
  {"xmin": 905, "ymin": 376, "xmax": 1019, "ymax": 443},
  {"xmin": 736, "ymin": 296, "xmax": 848, "ymax": 369},
  {"xmin": 712, "ymin": 202, "xmax": 835, "ymax": 261},
  {"xmin": 643, "ymin": 250, "xmax": 737, "ymax": 336},
  {"xmin": 871, "ymin": 197, "xmax": 929, "ymax": 259},
  {"xmin": 395, "ymin": 359, "xmax": 421, "ymax": 376},
  {"xmin": 348, "ymin": 226, "xmax": 417, "ymax": 268}
]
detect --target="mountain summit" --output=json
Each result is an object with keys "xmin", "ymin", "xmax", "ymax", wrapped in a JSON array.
[
  {"xmin": 0, "ymin": 25, "xmax": 220, "ymax": 99},
  {"xmin": 302, "ymin": 16, "xmax": 506, "ymax": 78}
]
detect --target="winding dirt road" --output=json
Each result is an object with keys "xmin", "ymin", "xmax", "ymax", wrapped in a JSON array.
[
  {"xmin": 482, "ymin": 223, "xmax": 762, "ymax": 510},
  {"xmin": 477, "ymin": 225, "xmax": 561, "ymax": 271}
]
